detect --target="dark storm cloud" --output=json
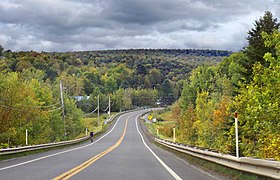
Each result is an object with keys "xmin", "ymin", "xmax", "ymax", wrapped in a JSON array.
[{"xmin": 0, "ymin": 0, "xmax": 277, "ymax": 51}]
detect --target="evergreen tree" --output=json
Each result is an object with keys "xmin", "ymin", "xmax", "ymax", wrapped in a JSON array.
[
  {"xmin": 161, "ymin": 79, "xmax": 175, "ymax": 105},
  {"xmin": 244, "ymin": 11, "xmax": 280, "ymax": 72},
  {"xmin": 0, "ymin": 45, "xmax": 3, "ymax": 56}
]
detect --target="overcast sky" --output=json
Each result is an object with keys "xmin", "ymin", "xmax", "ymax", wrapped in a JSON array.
[{"xmin": 0, "ymin": 0, "xmax": 278, "ymax": 52}]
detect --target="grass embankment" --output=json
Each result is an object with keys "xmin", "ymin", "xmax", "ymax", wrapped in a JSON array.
[
  {"xmin": 145, "ymin": 109, "xmax": 176, "ymax": 141},
  {"xmin": 81, "ymin": 112, "xmax": 118, "ymax": 134},
  {"xmin": 0, "ymin": 140, "xmax": 88, "ymax": 161},
  {"xmin": 156, "ymin": 143, "xmax": 270, "ymax": 180},
  {"xmin": 81, "ymin": 114, "xmax": 107, "ymax": 133},
  {"xmin": 144, "ymin": 109, "xmax": 270, "ymax": 180},
  {"xmin": 0, "ymin": 113, "xmax": 117, "ymax": 161}
]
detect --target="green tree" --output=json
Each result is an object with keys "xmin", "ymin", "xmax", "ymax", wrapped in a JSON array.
[
  {"xmin": 58, "ymin": 73, "xmax": 84, "ymax": 96},
  {"xmin": 136, "ymin": 64, "xmax": 147, "ymax": 75},
  {"xmin": 0, "ymin": 72, "xmax": 55, "ymax": 146},
  {"xmin": 194, "ymin": 91, "xmax": 215, "ymax": 147},
  {"xmin": 64, "ymin": 97, "xmax": 84, "ymax": 139},
  {"xmin": 131, "ymin": 88, "xmax": 158, "ymax": 107},
  {"xmin": 177, "ymin": 103, "xmax": 197, "ymax": 145},
  {"xmin": 180, "ymin": 81, "xmax": 196, "ymax": 110},
  {"xmin": 161, "ymin": 79, "xmax": 175, "ymax": 105},
  {"xmin": 244, "ymin": 11, "xmax": 280, "ymax": 72},
  {"xmin": 148, "ymin": 68, "xmax": 162, "ymax": 88},
  {"xmin": 236, "ymin": 30, "xmax": 280, "ymax": 160},
  {"xmin": 104, "ymin": 76, "xmax": 118, "ymax": 94},
  {"xmin": 180, "ymin": 65, "xmax": 218, "ymax": 109},
  {"xmin": 217, "ymin": 52, "xmax": 249, "ymax": 95},
  {"xmin": 113, "ymin": 88, "xmax": 132, "ymax": 111},
  {"xmin": 0, "ymin": 45, "xmax": 3, "ymax": 56}
]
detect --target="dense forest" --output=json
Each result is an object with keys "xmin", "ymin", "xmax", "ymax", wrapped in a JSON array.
[
  {"xmin": 0, "ymin": 42, "xmax": 229, "ymax": 147},
  {"xmin": 159, "ymin": 11, "xmax": 279, "ymax": 160}
]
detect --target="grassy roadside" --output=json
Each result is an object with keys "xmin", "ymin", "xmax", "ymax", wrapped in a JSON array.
[
  {"xmin": 0, "ymin": 113, "xmax": 118, "ymax": 161},
  {"xmin": 145, "ymin": 109, "xmax": 176, "ymax": 141},
  {"xmin": 155, "ymin": 143, "xmax": 270, "ymax": 180},
  {"xmin": 0, "ymin": 139, "xmax": 88, "ymax": 161},
  {"xmin": 80, "ymin": 112, "xmax": 118, "ymax": 138},
  {"xmin": 81, "ymin": 113, "xmax": 113, "ymax": 133},
  {"xmin": 146, "ymin": 122, "xmax": 174, "ymax": 141},
  {"xmin": 141, "ymin": 112, "xmax": 271, "ymax": 180}
]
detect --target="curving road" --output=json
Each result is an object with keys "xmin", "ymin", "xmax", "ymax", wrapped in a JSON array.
[{"xmin": 0, "ymin": 110, "xmax": 218, "ymax": 180}]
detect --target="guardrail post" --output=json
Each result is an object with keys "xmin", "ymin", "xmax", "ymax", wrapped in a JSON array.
[
  {"xmin": 235, "ymin": 111, "xmax": 239, "ymax": 158},
  {"xmin": 156, "ymin": 128, "xmax": 159, "ymax": 138},
  {"xmin": 85, "ymin": 128, "xmax": 88, "ymax": 136},
  {"xmin": 173, "ymin": 128, "xmax": 176, "ymax": 143},
  {"xmin": 26, "ymin": 129, "xmax": 28, "ymax": 146}
]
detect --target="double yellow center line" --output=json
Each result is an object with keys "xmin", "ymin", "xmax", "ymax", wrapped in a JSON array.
[{"xmin": 53, "ymin": 118, "xmax": 129, "ymax": 180}]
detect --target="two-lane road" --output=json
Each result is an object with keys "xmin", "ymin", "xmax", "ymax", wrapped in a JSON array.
[{"xmin": 0, "ymin": 110, "xmax": 218, "ymax": 180}]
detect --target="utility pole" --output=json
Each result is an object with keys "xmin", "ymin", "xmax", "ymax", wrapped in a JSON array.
[
  {"xmin": 108, "ymin": 96, "xmax": 111, "ymax": 117},
  {"xmin": 235, "ymin": 111, "xmax": 239, "ymax": 158},
  {"xmin": 98, "ymin": 95, "xmax": 100, "ymax": 126},
  {"xmin": 60, "ymin": 81, "xmax": 66, "ymax": 136}
]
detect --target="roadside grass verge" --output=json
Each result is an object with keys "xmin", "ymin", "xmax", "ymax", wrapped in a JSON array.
[
  {"xmin": 0, "ymin": 139, "xmax": 89, "ymax": 161},
  {"xmin": 81, "ymin": 113, "xmax": 109, "ymax": 133},
  {"xmin": 0, "ymin": 113, "xmax": 117, "ymax": 161},
  {"xmin": 155, "ymin": 142, "xmax": 271, "ymax": 180},
  {"xmin": 146, "ymin": 122, "xmax": 174, "ymax": 141},
  {"xmin": 142, "ymin": 118, "xmax": 271, "ymax": 180}
]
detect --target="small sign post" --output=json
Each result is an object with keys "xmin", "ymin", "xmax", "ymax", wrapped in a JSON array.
[
  {"xmin": 173, "ymin": 127, "xmax": 176, "ymax": 143},
  {"xmin": 156, "ymin": 128, "xmax": 159, "ymax": 138},
  {"xmin": 235, "ymin": 111, "xmax": 239, "ymax": 158},
  {"xmin": 26, "ymin": 129, "xmax": 28, "ymax": 146}
]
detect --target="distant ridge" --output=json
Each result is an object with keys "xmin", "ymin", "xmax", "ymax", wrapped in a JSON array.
[{"xmin": 60, "ymin": 49, "xmax": 232, "ymax": 57}]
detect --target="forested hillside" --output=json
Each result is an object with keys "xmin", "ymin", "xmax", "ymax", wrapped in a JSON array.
[
  {"xmin": 158, "ymin": 11, "xmax": 280, "ymax": 160},
  {"xmin": 0, "ymin": 46, "xmax": 229, "ymax": 147}
]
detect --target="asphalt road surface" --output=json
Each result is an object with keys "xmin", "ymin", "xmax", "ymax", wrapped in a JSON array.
[{"xmin": 0, "ymin": 110, "xmax": 220, "ymax": 180}]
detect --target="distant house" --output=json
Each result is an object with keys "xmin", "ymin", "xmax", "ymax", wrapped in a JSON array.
[{"xmin": 72, "ymin": 96, "xmax": 90, "ymax": 102}]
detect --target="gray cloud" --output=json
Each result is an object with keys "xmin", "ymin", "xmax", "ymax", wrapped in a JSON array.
[{"xmin": 0, "ymin": 0, "xmax": 278, "ymax": 52}]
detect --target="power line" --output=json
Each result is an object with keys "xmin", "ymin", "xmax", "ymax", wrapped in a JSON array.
[
  {"xmin": 35, "ymin": 102, "xmax": 61, "ymax": 108},
  {"xmin": 0, "ymin": 104, "xmax": 29, "ymax": 112},
  {"xmin": 100, "ymin": 105, "xmax": 109, "ymax": 112},
  {"xmin": 83, "ymin": 106, "xmax": 99, "ymax": 116},
  {"xmin": 0, "ymin": 99, "xmax": 61, "ymax": 109},
  {"xmin": 47, "ymin": 106, "xmax": 63, "ymax": 112},
  {"xmin": 0, "ymin": 104, "xmax": 63, "ymax": 113}
]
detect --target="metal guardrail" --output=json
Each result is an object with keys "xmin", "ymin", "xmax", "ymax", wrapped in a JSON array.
[
  {"xmin": 0, "ymin": 136, "xmax": 90, "ymax": 155},
  {"xmin": 155, "ymin": 138, "xmax": 280, "ymax": 179},
  {"xmin": 0, "ymin": 109, "xmax": 138, "ymax": 156},
  {"xmin": 104, "ymin": 109, "xmax": 140, "ymax": 125}
]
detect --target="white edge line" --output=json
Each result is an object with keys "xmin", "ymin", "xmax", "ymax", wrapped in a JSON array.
[
  {"xmin": 135, "ymin": 114, "xmax": 182, "ymax": 180},
  {"xmin": 0, "ymin": 113, "xmax": 127, "ymax": 171}
]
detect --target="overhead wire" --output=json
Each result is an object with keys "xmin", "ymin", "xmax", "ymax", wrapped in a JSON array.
[
  {"xmin": 83, "ymin": 106, "xmax": 99, "ymax": 116},
  {"xmin": 100, "ymin": 106, "xmax": 109, "ymax": 112},
  {"xmin": 46, "ymin": 106, "xmax": 63, "ymax": 112},
  {"xmin": 0, "ymin": 104, "xmax": 29, "ymax": 112},
  {"xmin": 34, "ymin": 102, "xmax": 61, "ymax": 109},
  {"xmin": 0, "ymin": 102, "xmax": 63, "ymax": 113}
]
